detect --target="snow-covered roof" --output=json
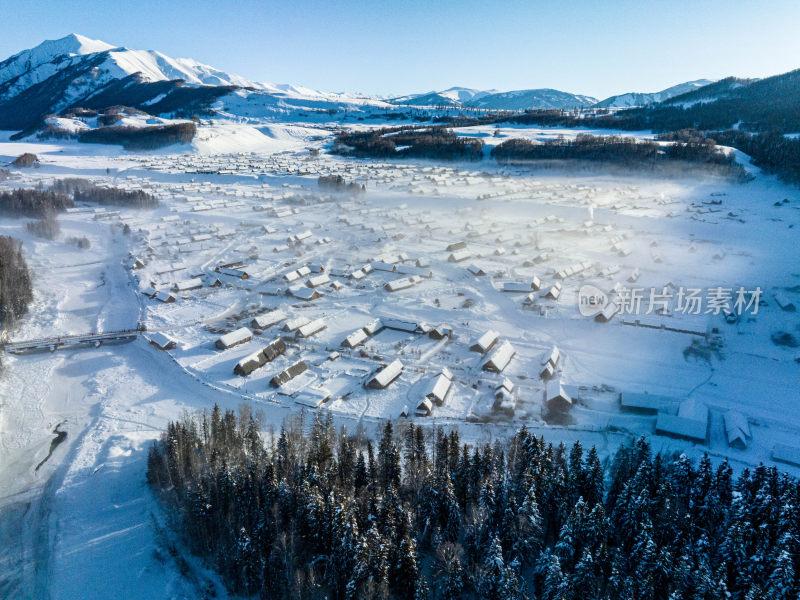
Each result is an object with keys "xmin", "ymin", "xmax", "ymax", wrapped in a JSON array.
[
  {"xmin": 284, "ymin": 316, "xmax": 311, "ymax": 331},
  {"xmin": 424, "ymin": 372, "xmax": 453, "ymax": 404},
  {"xmin": 483, "ymin": 340, "xmax": 515, "ymax": 372},
  {"xmin": 216, "ymin": 327, "xmax": 252, "ymax": 349},
  {"xmin": 369, "ymin": 359, "xmax": 404, "ymax": 388},
  {"xmin": 343, "ymin": 328, "xmax": 368, "ymax": 348},
  {"xmin": 296, "ymin": 318, "xmax": 326, "ymax": 338},
  {"xmin": 471, "ymin": 330, "xmax": 499, "ymax": 354},
  {"xmin": 149, "ymin": 332, "xmax": 176, "ymax": 350},
  {"xmin": 252, "ymin": 309, "xmax": 287, "ymax": 329},
  {"xmin": 655, "ymin": 409, "xmax": 708, "ymax": 443}
]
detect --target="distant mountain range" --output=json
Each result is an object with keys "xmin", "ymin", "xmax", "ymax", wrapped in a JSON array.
[
  {"xmin": 392, "ymin": 87, "xmax": 598, "ymax": 110},
  {"xmin": 0, "ymin": 34, "xmax": 794, "ymax": 136},
  {"xmin": 390, "ymin": 80, "xmax": 717, "ymax": 111},
  {"xmin": 595, "ymin": 79, "xmax": 715, "ymax": 108}
]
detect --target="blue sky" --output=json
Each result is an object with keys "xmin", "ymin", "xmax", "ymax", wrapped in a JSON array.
[{"xmin": 0, "ymin": 0, "xmax": 798, "ymax": 98}]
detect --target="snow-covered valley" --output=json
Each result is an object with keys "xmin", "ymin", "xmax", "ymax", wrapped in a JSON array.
[{"xmin": 0, "ymin": 119, "xmax": 799, "ymax": 598}]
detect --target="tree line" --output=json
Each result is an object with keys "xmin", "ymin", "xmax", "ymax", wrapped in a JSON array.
[
  {"xmin": 658, "ymin": 129, "xmax": 800, "ymax": 186},
  {"xmin": 334, "ymin": 127, "xmax": 484, "ymax": 161},
  {"xmin": 78, "ymin": 122, "xmax": 197, "ymax": 150},
  {"xmin": 147, "ymin": 406, "xmax": 799, "ymax": 600},
  {"xmin": 0, "ymin": 235, "xmax": 33, "ymax": 328},
  {"xmin": 318, "ymin": 175, "xmax": 366, "ymax": 194},
  {"xmin": 51, "ymin": 178, "xmax": 159, "ymax": 208},
  {"xmin": 0, "ymin": 188, "xmax": 74, "ymax": 218},
  {"xmin": 491, "ymin": 134, "xmax": 748, "ymax": 180}
]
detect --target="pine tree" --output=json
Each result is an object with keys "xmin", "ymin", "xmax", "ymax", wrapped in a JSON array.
[
  {"xmin": 541, "ymin": 553, "xmax": 566, "ymax": 600},
  {"xmin": 765, "ymin": 546, "xmax": 795, "ymax": 600},
  {"xmin": 414, "ymin": 574, "xmax": 430, "ymax": 600},
  {"xmin": 392, "ymin": 534, "xmax": 420, "ymax": 599}
]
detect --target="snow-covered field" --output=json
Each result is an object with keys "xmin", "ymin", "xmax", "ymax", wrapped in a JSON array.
[{"xmin": 1, "ymin": 122, "xmax": 799, "ymax": 598}]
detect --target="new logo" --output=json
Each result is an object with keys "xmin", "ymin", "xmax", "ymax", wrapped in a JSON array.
[{"xmin": 578, "ymin": 285, "xmax": 608, "ymax": 317}]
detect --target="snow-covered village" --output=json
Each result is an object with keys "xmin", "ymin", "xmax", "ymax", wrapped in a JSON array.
[{"xmin": 1, "ymin": 6, "xmax": 800, "ymax": 600}]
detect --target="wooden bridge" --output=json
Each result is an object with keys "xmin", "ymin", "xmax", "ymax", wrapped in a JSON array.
[{"xmin": 1, "ymin": 328, "xmax": 142, "ymax": 354}]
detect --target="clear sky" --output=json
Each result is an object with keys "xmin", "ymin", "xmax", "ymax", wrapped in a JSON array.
[{"xmin": 0, "ymin": 0, "xmax": 798, "ymax": 99}]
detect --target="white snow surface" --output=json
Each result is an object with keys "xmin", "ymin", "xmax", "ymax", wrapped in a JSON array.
[{"xmin": 0, "ymin": 120, "xmax": 799, "ymax": 598}]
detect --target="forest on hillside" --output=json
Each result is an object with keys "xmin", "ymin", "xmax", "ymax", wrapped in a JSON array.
[
  {"xmin": 0, "ymin": 235, "xmax": 33, "ymax": 328},
  {"xmin": 657, "ymin": 129, "xmax": 800, "ymax": 186},
  {"xmin": 78, "ymin": 122, "xmax": 197, "ymax": 150},
  {"xmin": 334, "ymin": 127, "xmax": 484, "ymax": 161},
  {"xmin": 147, "ymin": 407, "xmax": 800, "ymax": 600},
  {"xmin": 491, "ymin": 134, "xmax": 749, "ymax": 180},
  {"xmin": 52, "ymin": 179, "xmax": 159, "ymax": 208},
  {"xmin": 0, "ymin": 188, "xmax": 73, "ymax": 218}
]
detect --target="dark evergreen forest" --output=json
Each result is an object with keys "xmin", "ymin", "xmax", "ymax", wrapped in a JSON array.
[{"xmin": 147, "ymin": 407, "xmax": 799, "ymax": 600}]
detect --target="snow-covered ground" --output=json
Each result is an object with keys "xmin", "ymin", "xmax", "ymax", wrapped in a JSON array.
[{"xmin": 1, "ymin": 122, "xmax": 799, "ymax": 598}]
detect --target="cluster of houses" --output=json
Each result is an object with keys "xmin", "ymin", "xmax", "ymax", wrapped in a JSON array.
[{"xmin": 618, "ymin": 390, "xmax": 754, "ymax": 449}]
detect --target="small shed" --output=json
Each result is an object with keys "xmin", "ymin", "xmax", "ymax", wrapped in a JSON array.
[
  {"xmin": 724, "ymin": 411, "xmax": 751, "ymax": 450},
  {"xmin": 595, "ymin": 301, "xmax": 619, "ymax": 323},
  {"xmin": 503, "ymin": 281, "xmax": 533, "ymax": 293},
  {"xmin": 234, "ymin": 349, "xmax": 268, "ymax": 376},
  {"xmin": 368, "ymin": 359, "xmax": 404, "ymax": 389},
  {"xmin": 655, "ymin": 401, "xmax": 709, "ymax": 443},
  {"xmin": 307, "ymin": 273, "xmax": 331, "ymax": 288},
  {"xmin": 172, "ymin": 278, "xmax": 203, "ymax": 292},
  {"xmin": 283, "ymin": 316, "xmax": 311, "ymax": 332},
  {"xmin": 155, "ymin": 291, "xmax": 177, "ymax": 303},
  {"xmin": 217, "ymin": 267, "xmax": 249, "ymax": 279},
  {"xmin": 448, "ymin": 249, "xmax": 471, "ymax": 263},
  {"xmin": 424, "ymin": 370, "xmax": 453, "ymax": 406},
  {"xmin": 543, "ymin": 282, "xmax": 562, "ymax": 300},
  {"xmin": 262, "ymin": 337, "xmax": 287, "ymax": 362},
  {"xmin": 251, "ymin": 310, "xmax": 287, "ymax": 330},
  {"xmin": 446, "ymin": 241, "xmax": 467, "ymax": 252},
  {"xmin": 343, "ymin": 328, "xmax": 369, "ymax": 348},
  {"xmin": 385, "ymin": 276, "xmax": 421, "ymax": 292},
  {"xmin": 482, "ymin": 340, "xmax": 515, "ymax": 373},
  {"xmin": 470, "ymin": 330, "xmax": 499, "ymax": 354},
  {"xmin": 270, "ymin": 360, "xmax": 309, "ymax": 387},
  {"xmin": 429, "ymin": 325, "xmax": 453, "ymax": 340},
  {"xmin": 619, "ymin": 392, "xmax": 676, "ymax": 414},
  {"xmin": 372, "ymin": 261, "xmax": 396, "ymax": 272},
  {"xmin": 216, "ymin": 327, "xmax": 253, "ymax": 350},
  {"xmin": 291, "ymin": 286, "xmax": 322, "ymax": 301},
  {"xmin": 383, "ymin": 319, "xmax": 427, "ymax": 334},
  {"xmin": 415, "ymin": 397, "xmax": 433, "ymax": 417},
  {"xmin": 296, "ymin": 318, "xmax": 326, "ymax": 338},
  {"xmin": 545, "ymin": 380, "xmax": 573, "ymax": 411},
  {"xmin": 149, "ymin": 332, "xmax": 176, "ymax": 351},
  {"xmin": 363, "ymin": 319, "xmax": 384, "ymax": 335}
]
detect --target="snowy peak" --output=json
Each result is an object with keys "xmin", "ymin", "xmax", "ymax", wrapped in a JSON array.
[
  {"xmin": 0, "ymin": 34, "xmax": 114, "ymax": 87},
  {"xmin": 437, "ymin": 87, "xmax": 497, "ymax": 103},
  {"xmin": 596, "ymin": 79, "xmax": 715, "ymax": 108},
  {"xmin": 391, "ymin": 86, "xmax": 596, "ymax": 111},
  {"xmin": 468, "ymin": 88, "xmax": 597, "ymax": 111},
  {"xmin": 53, "ymin": 33, "xmax": 116, "ymax": 55},
  {"xmin": 0, "ymin": 33, "xmax": 261, "ymax": 95}
]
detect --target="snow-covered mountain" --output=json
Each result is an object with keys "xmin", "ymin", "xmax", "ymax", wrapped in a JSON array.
[
  {"xmin": 391, "ymin": 86, "xmax": 597, "ymax": 111},
  {"xmin": 0, "ymin": 34, "xmax": 258, "ymax": 102},
  {"xmin": 595, "ymin": 79, "xmax": 715, "ymax": 108},
  {"xmin": 0, "ymin": 33, "xmax": 725, "ymax": 133},
  {"xmin": 0, "ymin": 34, "xmax": 391, "ymax": 131},
  {"xmin": 392, "ymin": 86, "xmax": 497, "ymax": 107},
  {"xmin": 467, "ymin": 88, "xmax": 597, "ymax": 111}
]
